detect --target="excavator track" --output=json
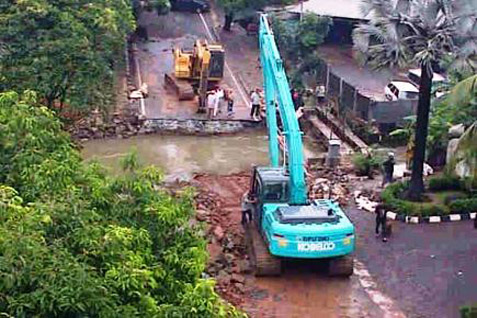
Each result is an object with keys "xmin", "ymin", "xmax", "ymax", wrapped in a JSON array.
[
  {"xmin": 328, "ymin": 254, "xmax": 354, "ymax": 277},
  {"xmin": 164, "ymin": 73, "xmax": 195, "ymax": 100},
  {"xmin": 245, "ymin": 222, "xmax": 281, "ymax": 276}
]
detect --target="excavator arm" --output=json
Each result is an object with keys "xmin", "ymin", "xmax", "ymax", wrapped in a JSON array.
[{"xmin": 259, "ymin": 14, "xmax": 307, "ymax": 205}]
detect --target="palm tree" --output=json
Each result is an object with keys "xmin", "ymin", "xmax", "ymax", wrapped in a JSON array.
[{"xmin": 353, "ymin": 0, "xmax": 477, "ymax": 201}]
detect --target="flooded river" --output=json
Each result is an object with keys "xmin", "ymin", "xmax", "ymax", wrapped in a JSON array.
[{"xmin": 81, "ymin": 132, "xmax": 322, "ymax": 181}]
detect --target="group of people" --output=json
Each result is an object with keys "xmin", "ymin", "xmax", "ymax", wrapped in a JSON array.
[{"xmin": 206, "ymin": 86, "xmax": 234, "ymax": 119}]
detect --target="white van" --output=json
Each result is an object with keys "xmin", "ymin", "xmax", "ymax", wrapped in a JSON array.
[{"xmin": 385, "ymin": 81, "xmax": 419, "ymax": 101}]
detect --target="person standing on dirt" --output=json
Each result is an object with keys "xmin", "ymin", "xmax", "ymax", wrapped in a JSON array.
[
  {"xmin": 250, "ymin": 88, "xmax": 261, "ymax": 121},
  {"xmin": 375, "ymin": 203, "xmax": 388, "ymax": 242},
  {"xmin": 226, "ymin": 89, "xmax": 234, "ymax": 118},
  {"xmin": 382, "ymin": 152, "xmax": 395, "ymax": 188},
  {"xmin": 207, "ymin": 90, "xmax": 217, "ymax": 119},
  {"xmin": 241, "ymin": 191, "xmax": 257, "ymax": 225}
]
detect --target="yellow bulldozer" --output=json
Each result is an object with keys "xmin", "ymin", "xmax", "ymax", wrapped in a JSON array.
[{"xmin": 164, "ymin": 39, "xmax": 225, "ymax": 112}]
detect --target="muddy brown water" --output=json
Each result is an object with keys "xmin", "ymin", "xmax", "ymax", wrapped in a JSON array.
[{"xmin": 81, "ymin": 132, "xmax": 322, "ymax": 181}]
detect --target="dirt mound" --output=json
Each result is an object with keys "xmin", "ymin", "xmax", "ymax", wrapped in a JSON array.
[{"xmin": 192, "ymin": 173, "xmax": 252, "ymax": 306}]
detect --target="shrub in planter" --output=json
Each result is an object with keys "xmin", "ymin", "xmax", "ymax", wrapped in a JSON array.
[
  {"xmin": 428, "ymin": 174, "xmax": 462, "ymax": 191},
  {"xmin": 382, "ymin": 182, "xmax": 448, "ymax": 216},
  {"xmin": 418, "ymin": 204, "xmax": 448, "ymax": 217},
  {"xmin": 449, "ymin": 198, "xmax": 477, "ymax": 214},
  {"xmin": 444, "ymin": 192, "xmax": 468, "ymax": 205}
]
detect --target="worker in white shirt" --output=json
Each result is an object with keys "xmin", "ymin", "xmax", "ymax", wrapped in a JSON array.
[
  {"xmin": 215, "ymin": 86, "xmax": 224, "ymax": 117},
  {"xmin": 207, "ymin": 90, "xmax": 217, "ymax": 119},
  {"xmin": 250, "ymin": 88, "xmax": 261, "ymax": 120}
]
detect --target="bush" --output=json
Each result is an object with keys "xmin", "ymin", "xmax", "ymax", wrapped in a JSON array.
[
  {"xmin": 0, "ymin": 92, "xmax": 244, "ymax": 318},
  {"xmin": 444, "ymin": 192, "xmax": 468, "ymax": 205},
  {"xmin": 382, "ymin": 182, "xmax": 449, "ymax": 216},
  {"xmin": 460, "ymin": 305, "xmax": 477, "ymax": 318},
  {"xmin": 353, "ymin": 153, "xmax": 381, "ymax": 177},
  {"xmin": 419, "ymin": 204, "xmax": 449, "ymax": 217},
  {"xmin": 449, "ymin": 198, "xmax": 477, "ymax": 214},
  {"xmin": 428, "ymin": 174, "xmax": 463, "ymax": 191}
]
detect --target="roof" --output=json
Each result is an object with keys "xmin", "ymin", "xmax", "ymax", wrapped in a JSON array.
[
  {"xmin": 288, "ymin": 0, "xmax": 373, "ymax": 21},
  {"xmin": 407, "ymin": 69, "xmax": 446, "ymax": 82},
  {"xmin": 390, "ymin": 81, "xmax": 419, "ymax": 92}
]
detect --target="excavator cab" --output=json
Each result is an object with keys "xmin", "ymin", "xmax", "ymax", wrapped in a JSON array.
[{"xmin": 250, "ymin": 166, "xmax": 289, "ymax": 227}]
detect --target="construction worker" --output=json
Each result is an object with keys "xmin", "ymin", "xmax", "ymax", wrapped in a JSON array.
[
  {"xmin": 382, "ymin": 152, "xmax": 395, "ymax": 188},
  {"xmin": 213, "ymin": 86, "xmax": 224, "ymax": 117},
  {"xmin": 250, "ymin": 88, "xmax": 261, "ymax": 120},
  {"xmin": 241, "ymin": 191, "xmax": 257, "ymax": 225},
  {"xmin": 207, "ymin": 90, "xmax": 217, "ymax": 119},
  {"xmin": 375, "ymin": 203, "xmax": 388, "ymax": 242},
  {"xmin": 226, "ymin": 89, "xmax": 234, "ymax": 118}
]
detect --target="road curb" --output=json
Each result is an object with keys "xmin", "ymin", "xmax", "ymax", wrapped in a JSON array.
[
  {"xmin": 354, "ymin": 193, "xmax": 476, "ymax": 224},
  {"xmin": 386, "ymin": 211, "xmax": 477, "ymax": 224}
]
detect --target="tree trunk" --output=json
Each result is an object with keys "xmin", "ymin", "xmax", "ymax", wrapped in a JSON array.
[
  {"xmin": 407, "ymin": 63, "xmax": 433, "ymax": 201},
  {"xmin": 224, "ymin": 13, "xmax": 233, "ymax": 31}
]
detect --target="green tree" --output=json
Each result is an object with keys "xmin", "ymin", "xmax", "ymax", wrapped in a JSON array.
[
  {"xmin": 296, "ymin": 14, "xmax": 332, "ymax": 54},
  {"xmin": 0, "ymin": 91, "xmax": 244, "ymax": 318},
  {"xmin": 0, "ymin": 0, "xmax": 135, "ymax": 115},
  {"xmin": 272, "ymin": 14, "xmax": 331, "ymax": 62},
  {"xmin": 353, "ymin": 0, "xmax": 477, "ymax": 200},
  {"xmin": 271, "ymin": 14, "xmax": 330, "ymax": 89}
]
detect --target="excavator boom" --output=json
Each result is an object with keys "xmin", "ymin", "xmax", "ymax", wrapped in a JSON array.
[{"xmin": 259, "ymin": 15, "xmax": 307, "ymax": 205}]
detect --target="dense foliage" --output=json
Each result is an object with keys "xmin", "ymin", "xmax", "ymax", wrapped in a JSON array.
[
  {"xmin": 381, "ymin": 182, "xmax": 448, "ymax": 216},
  {"xmin": 428, "ymin": 175, "xmax": 463, "ymax": 192},
  {"xmin": 0, "ymin": 91, "xmax": 243, "ymax": 317},
  {"xmin": 0, "ymin": 0, "xmax": 135, "ymax": 114},
  {"xmin": 271, "ymin": 14, "xmax": 331, "ymax": 88},
  {"xmin": 382, "ymin": 177, "xmax": 477, "ymax": 216}
]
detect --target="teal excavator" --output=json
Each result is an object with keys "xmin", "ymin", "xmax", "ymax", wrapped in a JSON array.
[{"xmin": 245, "ymin": 14, "xmax": 355, "ymax": 276}]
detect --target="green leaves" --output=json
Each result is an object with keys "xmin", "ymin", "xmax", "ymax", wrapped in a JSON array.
[
  {"xmin": 272, "ymin": 14, "xmax": 331, "ymax": 62},
  {"xmin": 0, "ymin": 0, "xmax": 135, "ymax": 115},
  {"xmin": 353, "ymin": 0, "xmax": 477, "ymax": 71},
  {"xmin": 0, "ymin": 92, "xmax": 242, "ymax": 317}
]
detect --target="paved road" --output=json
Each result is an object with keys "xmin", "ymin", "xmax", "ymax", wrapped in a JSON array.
[{"xmin": 348, "ymin": 207, "xmax": 477, "ymax": 318}]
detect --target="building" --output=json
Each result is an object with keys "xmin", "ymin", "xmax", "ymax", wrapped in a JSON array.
[{"xmin": 287, "ymin": 0, "xmax": 373, "ymax": 44}]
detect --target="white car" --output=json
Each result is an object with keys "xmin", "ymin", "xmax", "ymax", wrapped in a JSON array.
[{"xmin": 385, "ymin": 81, "xmax": 419, "ymax": 101}]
